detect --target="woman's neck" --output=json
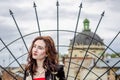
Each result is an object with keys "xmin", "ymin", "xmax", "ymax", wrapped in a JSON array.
[{"xmin": 36, "ymin": 59, "xmax": 44, "ymax": 69}]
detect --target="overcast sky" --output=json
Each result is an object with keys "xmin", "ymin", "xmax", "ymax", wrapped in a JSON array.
[{"xmin": 0, "ymin": 0, "xmax": 120, "ymax": 67}]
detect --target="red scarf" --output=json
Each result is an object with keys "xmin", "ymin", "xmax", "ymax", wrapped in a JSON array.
[{"xmin": 33, "ymin": 78, "xmax": 46, "ymax": 80}]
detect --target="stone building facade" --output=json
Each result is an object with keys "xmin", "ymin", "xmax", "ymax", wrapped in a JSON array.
[{"xmin": 64, "ymin": 18, "xmax": 106, "ymax": 80}]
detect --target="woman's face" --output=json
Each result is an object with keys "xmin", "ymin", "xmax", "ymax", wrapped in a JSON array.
[{"xmin": 32, "ymin": 39, "xmax": 46, "ymax": 60}]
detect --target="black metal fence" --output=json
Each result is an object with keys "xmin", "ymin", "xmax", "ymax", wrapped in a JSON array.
[{"xmin": 0, "ymin": 1, "xmax": 120, "ymax": 80}]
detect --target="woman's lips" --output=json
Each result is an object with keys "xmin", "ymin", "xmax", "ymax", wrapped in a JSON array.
[{"xmin": 33, "ymin": 53, "xmax": 37, "ymax": 56}]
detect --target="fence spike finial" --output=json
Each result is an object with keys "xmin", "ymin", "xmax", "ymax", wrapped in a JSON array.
[
  {"xmin": 9, "ymin": 9, "xmax": 13, "ymax": 15},
  {"xmin": 33, "ymin": 2, "xmax": 37, "ymax": 7},
  {"xmin": 101, "ymin": 11, "xmax": 105, "ymax": 16},
  {"xmin": 56, "ymin": 0, "xmax": 59, "ymax": 6},
  {"xmin": 79, "ymin": 2, "xmax": 82, "ymax": 8}
]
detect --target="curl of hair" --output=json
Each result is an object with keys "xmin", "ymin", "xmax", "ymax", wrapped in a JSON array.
[{"xmin": 25, "ymin": 36, "xmax": 59, "ymax": 75}]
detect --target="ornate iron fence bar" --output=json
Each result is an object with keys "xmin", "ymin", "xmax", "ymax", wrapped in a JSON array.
[
  {"xmin": 96, "ymin": 31, "xmax": 120, "ymax": 80},
  {"xmin": 7, "ymin": 44, "xmax": 117, "ymax": 77},
  {"xmin": 33, "ymin": 2, "xmax": 41, "ymax": 36},
  {"xmin": 97, "ymin": 60, "xmax": 120, "ymax": 79},
  {"xmin": 0, "ymin": 29, "xmax": 119, "ymax": 79},
  {"xmin": 9, "ymin": 10, "xmax": 28, "ymax": 52},
  {"xmin": 7, "ymin": 53, "xmax": 27, "ymax": 68},
  {"xmin": 1, "ymin": 30, "xmax": 118, "ymax": 68},
  {"xmin": 0, "ymin": 65, "xmax": 17, "ymax": 80},
  {"xmin": 65, "ymin": 61, "xmax": 102, "ymax": 80},
  {"xmin": 0, "ymin": 38, "xmax": 24, "ymax": 71},
  {"xmin": 66, "ymin": 2, "xmax": 82, "ymax": 80},
  {"xmin": 1, "ymin": 30, "xmax": 119, "ymax": 58},
  {"xmin": 75, "ymin": 11, "xmax": 105, "ymax": 80},
  {"xmin": 56, "ymin": 0, "xmax": 60, "ymax": 53},
  {"xmin": 83, "ymin": 31, "xmax": 120, "ymax": 80}
]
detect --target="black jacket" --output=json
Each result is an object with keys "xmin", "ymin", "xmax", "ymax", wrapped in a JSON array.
[{"xmin": 23, "ymin": 65, "xmax": 66, "ymax": 80}]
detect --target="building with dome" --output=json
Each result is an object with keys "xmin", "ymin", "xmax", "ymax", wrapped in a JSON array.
[
  {"xmin": 64, "ymin": 18, "xmax": 107, "ymax": 80},
  {"xmin": 68, "ymin": 18, "xmax": 105, "ymax": 58},
  {"xmin": 64, "ymin": 18, "xmax": 120, "ymax": 80}
]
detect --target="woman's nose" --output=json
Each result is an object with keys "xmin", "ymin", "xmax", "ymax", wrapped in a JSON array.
[{"xmin": 34, "ymin": 47, "xmax": 38, "ymax": 51}]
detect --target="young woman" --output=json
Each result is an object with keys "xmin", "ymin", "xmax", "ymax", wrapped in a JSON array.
[{"xmin": 23, "ymin": 36, "xmax": 65, "ymax": 80}]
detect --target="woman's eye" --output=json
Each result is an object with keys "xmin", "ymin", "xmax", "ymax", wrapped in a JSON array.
[
  {"xmin": 38, "ymin": 46, "xmax": 44, "ymax": 49},
  {"xmin": 33, "ymin": 45, "xmax": 36, "ymax": 48}
]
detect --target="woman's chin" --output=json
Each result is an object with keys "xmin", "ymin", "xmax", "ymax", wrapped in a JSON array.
[{"xmin": 32, "ymin": 56, "xmax": 37, "ymax": 59}]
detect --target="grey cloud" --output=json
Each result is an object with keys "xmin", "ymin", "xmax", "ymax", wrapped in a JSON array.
[
  {"xmin": 106, "ymin": 26, "xmax": 120, "ymax": 33},
  {"xmin": 106, "ymin": 0, "xmax": 120, "ymax": 12},
  {"xmin": 84, "ymin": 0, "xmax": 105, "ymax": 3},
  {"xmin": 0, "ymin": 0, "xmax": 24, "ymax": 3},
  {"xmin": 9, "ymin": 6, "xmax": 57, "ymax": 21},
  {"xmin": 104, "ymin": 35, "xmax": 120, "ymax": 53},
  {"xmin": 0, "ymin": 24, "xmax": 19, "ymax": 44}
]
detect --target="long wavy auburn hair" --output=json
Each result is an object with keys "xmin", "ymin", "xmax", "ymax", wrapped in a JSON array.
[{"xmin": 25, "ymin": 36, "xmax": 59, "ymax": 75}]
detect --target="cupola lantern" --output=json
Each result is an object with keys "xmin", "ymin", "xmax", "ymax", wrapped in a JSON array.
[{"xmin": 83, "ymin": 18, "xmax": 90, "ymax": 31}]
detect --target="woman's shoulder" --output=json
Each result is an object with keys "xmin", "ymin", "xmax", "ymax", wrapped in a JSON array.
[
  {"xmin": 56, "ymin": 64, "xmax": 66, "ymax": 80},
  {"xmin": 56, "ymin": 64, "xmax": 64, "ymax": 71},
  {"xmin": 50, "ymin": 64, "xmax": 64, "ymax": 74}
]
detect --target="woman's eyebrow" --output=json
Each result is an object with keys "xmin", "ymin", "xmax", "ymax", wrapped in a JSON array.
[{"xmin": 38, "ymin": 45, "xmax": 45, "ymax": 48}]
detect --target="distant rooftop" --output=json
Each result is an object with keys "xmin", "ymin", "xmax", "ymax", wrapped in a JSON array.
[{"xmin": 96, "ymin": 58, "xmax": 120, "ymax": 68}]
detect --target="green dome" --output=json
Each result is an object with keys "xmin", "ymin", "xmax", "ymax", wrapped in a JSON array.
[
  {"xmin": 83, "ymin": 18, "xmax": 89, "ymax": 23},
  {"xmin": 70, "ymin": 18, "xmax": 104, "ymax": 45},
  {"xmin": 83, "ymin": 18, "xmax": 90, "ymax": 31}
]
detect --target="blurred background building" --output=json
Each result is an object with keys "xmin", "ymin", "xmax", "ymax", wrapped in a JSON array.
[{"xmin": 64, "ymin": 18, "xmax": 120, "ymax": 80}]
